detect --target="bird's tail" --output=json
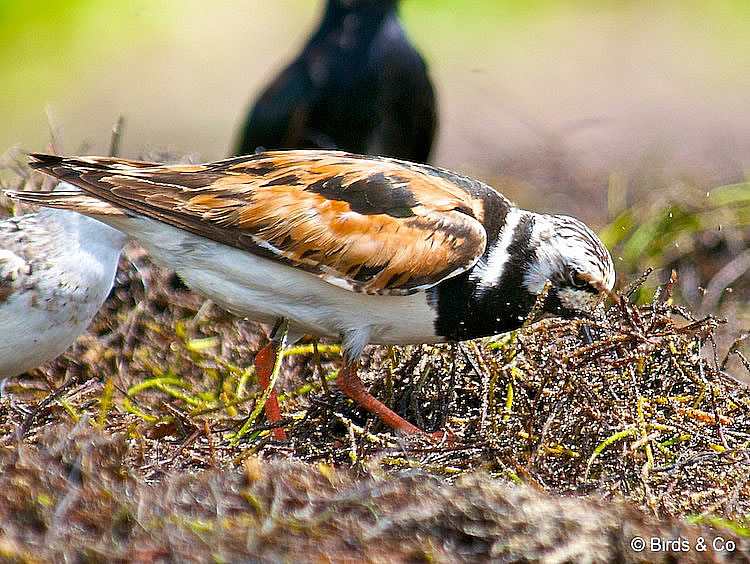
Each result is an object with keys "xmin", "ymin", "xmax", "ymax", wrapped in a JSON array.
[{"xmin": 6, "ymin": 188, "xmax": 128, "ymax": 217}]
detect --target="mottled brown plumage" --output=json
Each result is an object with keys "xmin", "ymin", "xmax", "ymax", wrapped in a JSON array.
[{"xmin": 27, "ymin": 150, "xmax": 492, "ymax": 295}]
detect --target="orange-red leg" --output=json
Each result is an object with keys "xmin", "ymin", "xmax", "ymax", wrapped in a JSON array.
[
  {"xmin": 254, "ymin": 341, "xmax": 287, "ymax": 441},
  {"xmin": 336, "ymin": 362, "xmax": 421, "ymax": 435}
]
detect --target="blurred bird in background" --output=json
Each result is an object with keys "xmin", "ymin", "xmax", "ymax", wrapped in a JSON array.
[{"xmin": 235, "ymin": 0, "xmax": 437, "ymax": 163}]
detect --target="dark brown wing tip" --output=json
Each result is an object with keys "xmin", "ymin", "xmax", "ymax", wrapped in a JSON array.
[{"xmin": 27, "ymin": 153, "xmax": 64, "ymax": 170}]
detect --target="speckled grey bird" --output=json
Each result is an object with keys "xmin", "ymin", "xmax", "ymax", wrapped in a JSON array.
[{"xmin": 0, "ymin": 183, "xmax": 125, "ymax": 378}]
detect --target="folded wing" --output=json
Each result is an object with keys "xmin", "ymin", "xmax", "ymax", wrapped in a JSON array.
[{"xmin": 27, "ymin": 150, "xmax": 489, "ymax": 295}]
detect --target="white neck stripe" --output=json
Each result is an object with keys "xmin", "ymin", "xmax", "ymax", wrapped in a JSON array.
[{"xmin": 472, "ymin": 207, "xmax": 524, "ymax": 293}]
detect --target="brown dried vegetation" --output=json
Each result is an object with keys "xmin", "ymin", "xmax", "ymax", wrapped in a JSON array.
[{"xmin": 0, "ymin": 151, "xmax": 748, "ymax": 562}]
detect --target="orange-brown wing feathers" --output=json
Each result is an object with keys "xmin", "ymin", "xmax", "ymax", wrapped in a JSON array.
[{"xmin": 28, "ymin": 151, "xmax": 491, "ymax": 295}]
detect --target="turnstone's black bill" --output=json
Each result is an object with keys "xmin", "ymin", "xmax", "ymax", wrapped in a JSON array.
[
  {"xmin": 11, "ymin": 150, "xmax": 615, "ymax": 437},
  {"xmin": 0, "ymin": 185, "xmax": 125, "ymax": 378},
  {"xmin": 235, "ymin": 0, "xmax": 436, "ymax": 163}
]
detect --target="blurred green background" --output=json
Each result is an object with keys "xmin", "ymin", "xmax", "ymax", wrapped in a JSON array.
[
  {"xmin": 2, "ymin": 0, "xmax": 749, "ymax": 330},
  {"xmin": 3, "ymin": 1, "xmax": 750, "ymax": 190}
]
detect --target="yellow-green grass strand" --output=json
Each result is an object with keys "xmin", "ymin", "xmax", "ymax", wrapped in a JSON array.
[
  {"xmin": 231, "ymin": 322, "xmax": 289, "ymax": 445},
  {"xmin": 127, "ymin": 376, "xmax": 187, "ymax": 396},
  {"xmin": 506, "ymin": 469, "xmax": 523, "ymax": 485},
  {"xmin": 658, "ymin": 434, "xmax": 691, "ymax": 448},
  {"xmin": 277, "ymin": 369, "xmax": 339, "ymax": 402},
  {"xmin": 97, "ymin": 376, "xmax": 115, "ymax": 427},
  {"xmin": 235, "ymin": 366, "xmax": 254, "ymax": 398},
  {"xmin": 282, "ymin": 343, "xmax": 341, "ymax": 357},
  {"xmin": 379, "ymin": 457, "xmax": 464, "ymax": 475},
  {"xmin": 185, "ymin": 336, "xmax": 220, "ymax": 352},
  {"xmin": 593, "ymin": 426, "xmax": 638, "ymax": 457},
  {"xmin": 122, "ymin": 396, "xmax": 159, "ymax": 422},
  {"xmin": 154, "ymin": 382, "xmax": 204, "ymax": 407},
  {"xmin": 637, "ymin": 396, "xmax": 655, "ymax": 469},
  {"xmin": 687, "ymin": 515, "xmax": 750, "ymax": 537},
  {"xmin": 57, "ymin": 397, "xmax": 80, "ymax": 422},
  {"xmin": 503, "ymin": 371, "xmax": 517, "ymax": 422},
  {"xmin": 585, "ymin": 426, "xmax": 638, "ymax": 481}
]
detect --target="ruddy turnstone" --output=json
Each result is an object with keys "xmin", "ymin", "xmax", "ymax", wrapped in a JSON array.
[
  {"xmin": 236, "ymin": 0, "xmax": 436, "ymax": 162},
  {"xmin": 11, "ymin": 150, "xmax": 615, "ymax": 437},
  {"xmin": 0, "ymin": 185, "xmax": 125, "ymax": 379}
]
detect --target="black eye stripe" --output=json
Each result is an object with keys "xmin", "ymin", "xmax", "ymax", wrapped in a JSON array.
[
  {"xmin": 581, "ymin": 282, "xmax": 600, "ymax": 295},
  {"xmin": 571, "ymin": 272, "xmax": 587, "ymax": 288},
  {"xmin": 565, "ymin": 270, "xmax": 595, "ymax": 294}
]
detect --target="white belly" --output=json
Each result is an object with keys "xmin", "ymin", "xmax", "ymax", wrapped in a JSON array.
[
  {"xmin": 111, "ymin": 216, "xmax": 442, "ymax": 352},
  {"xmin": 0, "ymin": 291, "xmax": 97, "ymax": 377}
]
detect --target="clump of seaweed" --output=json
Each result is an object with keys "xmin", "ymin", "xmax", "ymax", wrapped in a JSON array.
[{"xmin": 480, "ymin": 272, "xmax": 749, "ymax": 521}]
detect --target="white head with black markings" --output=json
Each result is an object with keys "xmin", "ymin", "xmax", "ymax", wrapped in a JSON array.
[{"xmin": 524, "ymin": 214, "xmax": 616, "ymax": 318}]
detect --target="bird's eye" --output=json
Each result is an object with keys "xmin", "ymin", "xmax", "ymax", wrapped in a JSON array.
[{"xmin": 568, "ymin": 269, "xmax": 589, "ymax": 289}]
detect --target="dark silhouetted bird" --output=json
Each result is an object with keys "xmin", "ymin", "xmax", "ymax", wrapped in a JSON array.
[{"xmin": 235, "ymin": 0, "xmax": 436, "ymax": 162}]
